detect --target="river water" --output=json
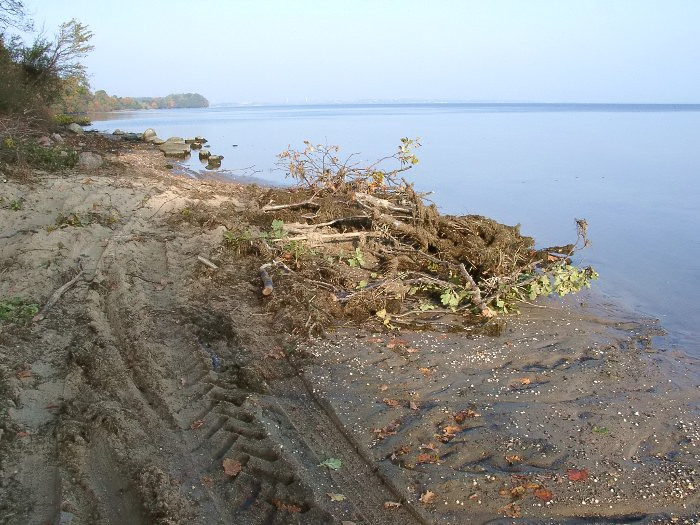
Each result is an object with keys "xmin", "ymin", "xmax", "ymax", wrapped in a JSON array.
[{"xmin": 89, "ymin": 103, "xmax": 700, "ymax": 356}]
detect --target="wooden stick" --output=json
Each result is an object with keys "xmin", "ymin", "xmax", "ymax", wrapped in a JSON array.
[
  {"xmin": 459, "ymin": 263, "xmax": 492, "ymax": 316},
  {"xmin": 272, "ymin": 231, "xmax": 379, "ymax": 243},
  {"xmin": 197, "ymin": 255, "xmax": 218, "ymax": 269},
  {"xmin": 262, "ymin": 199, "xmax": 320, "ymax": 212},
  {"xmin": 33, "ymin": 263, "xmax": 84, "ymax": 322}
]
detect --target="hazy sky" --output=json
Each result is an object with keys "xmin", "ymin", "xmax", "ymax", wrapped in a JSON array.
[{"xmin": 16, "ymin": 0, "xmax": 700, "ymax": 104}]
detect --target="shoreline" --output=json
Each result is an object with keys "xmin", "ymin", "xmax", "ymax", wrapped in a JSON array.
[{"xmin": 0, "ymin": 134, "xmax": 697, "ymax": 523}]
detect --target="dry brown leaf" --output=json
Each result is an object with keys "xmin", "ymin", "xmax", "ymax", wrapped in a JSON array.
[
  {"xmin": 222, "ymin": 458, "xmax": 242, "ymax": 477},
  {"xmin": 416, "ymin": 453, "xmax": 438, "ymax": 464},
  {"xmin": 510, "ymin": 485, "xmax": 526, "ymax": 498},
  {"xmin": 419, "ymin": 490, "xmax": 436, "ymax": 504},
  {"xmin": 418, "ymin": 367, "xmax": 432, "ymax": 377},
  {"xmin": 391, "ymin": 445, "xmax": 411, "ymax": 460},
  {"xmin": 406, "ymin": 347, "xmax": 418, "ymax": 353},
  {"xmin": 409, "ymin": 400, "xmax": 420, "ymax": 410},
  {"xmin": 384, "ymin": 501, "xmax": 402, "ymax": 509},
  {"xmin": 366, "ymin": 337, "xmax": 384, "ymax": 343},
  {"xmin": 420, "ymin": 442, "xmax": 437, "ymax": 451},
  {"xmin": 498, "ymin": 502, "xmax": 521, "ymax": 518},
  {"xmin": 15, "ymin": 369, "xmax": 31, "ymax": 379},
  {"xmin": 567, "ymin": 468, "xmax": 589, "ymax": 482},
  {"xmin": 383, "ymin": 398, "xmax": 400, "ymax": 408},
  {"xmin": 505, "ymin": 454, "xmax": 522, "ymax": 464},
  {"xmin": 190, "ymin": 419, "xmax": 205, "ymax": 430},
  {"xmin": 378, "ymin": 384, "xmax": 389, "ymax": 392},
  {"xmin": 534, "ymin": 488, "xmax": 554, "ymax": 502},
  {"xmin": 387, "ymin": 338, "xmax": 410, "ymax": 349},
  {"xmin": 373, "ymin": 419, "xmax": 401, "ymax": 440},
  {"xmin": 201, "ymin": 475, "xmax": 213, "ymax": 485},
  {"xmin": 454, "ymin": 409, "xmax": 479, "ymax": 423},
  {"xmin": 270, "ymin": 499, "xmax": 301, "ymax": 513},
  {"xmin": 327, "ymin": 493, "xmax": 346, "ymax": 501},
  {"xmin": 16, "ymin": 431, "xmax": 30, "ymax": 438},
  {"xmin": 442, "ymin": 425, "xmax": 461, "ymax": 436}
]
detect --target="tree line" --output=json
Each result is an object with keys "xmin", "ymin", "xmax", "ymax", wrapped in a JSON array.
[{"xmin": 0, "ymin": 1, "xmax": 207, "ymax": 123}]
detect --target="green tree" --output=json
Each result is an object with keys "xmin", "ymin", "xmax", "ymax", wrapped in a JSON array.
[{"xmin": 10, "ymin": 18, "xmax": 93, "ymax": 103}]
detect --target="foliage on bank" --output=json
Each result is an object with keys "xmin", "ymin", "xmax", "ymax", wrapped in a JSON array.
[{"xmin": 57, "ymin": 89, "xmax": 209, "ymax": 114}]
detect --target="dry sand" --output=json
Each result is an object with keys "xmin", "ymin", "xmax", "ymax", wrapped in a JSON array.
[{"xmin": 0, "ymin": 138, "xmax": 697, "ymax": 524}]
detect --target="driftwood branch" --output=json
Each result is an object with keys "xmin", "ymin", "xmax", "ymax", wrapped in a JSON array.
[
  {"xmin": 272, "ymin": 231, "xmax": 379, "ymax": 244},
  {"xmin": 354, "ymin": 192, "xmax": 413, "ymax": 214},
  {"xmin": 262, "ymin": 198, "xmax": 320, "ymax": 212},
  {"xmin": 197, "ymin": 255, "xmax": 218, "ymax": 269},
  {"xmin": 459, "ymin": 263, "xmax": 492, "ymax": 315},
  {"xmin": 33, "ymin": 261, "xmax": 84, "ymax": 322}
]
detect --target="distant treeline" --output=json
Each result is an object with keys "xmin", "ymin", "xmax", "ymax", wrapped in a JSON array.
[{"xmin": 57, "ymin": 83, "xmax": 209, "ymax": 113}]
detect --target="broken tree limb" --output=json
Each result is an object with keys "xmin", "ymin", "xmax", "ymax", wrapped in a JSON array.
[
  {"xmin": 262, "ymin": 198, "xmax": 320, "ymax": 212},
  {"xmin": 33, "ymin": 261, "xmax": 84, "ymax": 322},
  {"xmin": 354, "ymin": 192, "xmax": 413, "ymax": 214},
  {"xmin": 272, "ymin": 231, "xmax": 380, "ymax": 244},
  {"xmin": 280, "ymin": 216, "xmax": 371, "ymax": 236},
  {"xmin": 197, "ymin": 255, "xmax": 219, "ymax": 269},
  {"xmin": 458, "ymin": 263, "xmax": 493, "ymax": 316}
]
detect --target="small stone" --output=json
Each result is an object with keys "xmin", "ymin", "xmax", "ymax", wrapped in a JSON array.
[
  {"xmin": 67, "ymin": 123, "xmax": 84, "ymax": 135},
  {"xmin": 77, "ymin": 151, "xmax": 103, "ymax": 170}
]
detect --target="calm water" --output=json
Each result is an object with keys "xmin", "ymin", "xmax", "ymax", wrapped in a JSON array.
[{"xmin": 90, "ymin": 104, "xmax": 700, "ymax": 356}]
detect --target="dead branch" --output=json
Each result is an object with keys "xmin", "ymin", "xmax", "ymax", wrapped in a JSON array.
[
  {"xmin": 197, "ymin": 255, "xmax": 218, "ymax": 269},
  {"xmin": 262, "ymin": 198, "xmax": 320, "ymax": 212},
  {"xmin": 354, "ymin": 192, "xmax": 413, "ymax": 214},
  {"xmin": 33, "ymin": 261, "xmax": 84, "ymax": 322},
  {"xmin": 272, "ymin": 231, "xmax": 380, "ymax": 244},
  {"xmin": 459, "ymin": 263, "xmax": 491, "ymax": 315}
]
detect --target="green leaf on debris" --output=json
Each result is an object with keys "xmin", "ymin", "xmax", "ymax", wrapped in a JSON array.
[{"xmin": 319, "ymin": 458, "xmax": 342, "ymax": 470}]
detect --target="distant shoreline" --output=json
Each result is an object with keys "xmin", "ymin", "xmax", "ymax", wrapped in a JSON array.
[{"xmin": 92, "ymin": 101, "xmax": 700, "ymax": 113}]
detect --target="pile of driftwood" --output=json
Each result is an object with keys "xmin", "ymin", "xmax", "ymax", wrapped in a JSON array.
[
  {"xmin": 215, "ymin": 140, "xmax": 595, "ymax": 336},
  {"xmin": 248, "ymin": 184, "xmax": 592, "ymax": 336}
]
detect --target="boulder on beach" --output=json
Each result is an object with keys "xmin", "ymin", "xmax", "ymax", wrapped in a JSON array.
[
  {"xmin": 198, "ymin": 150, "xmax": 211, "ymax": 159},
  {"xmin": 207, "ymin": 155, "xmax": 223, "ymax": 168},
  {"xmin": 113, "ymin": 129, "xmax": 123, "ymax": 135},
  {"xmin": 67, "ymin": 123, "xmax": 84, "ymax": 135},
  {"xmin": 77, "ymin": 151, "xmax": 103, "ymax": 170},
  {"xmin": 159, "ymin": 138, "xmax": 191, "ymax": 158},
  {"xmin": 142, "ymin": 128, "xmax": 157, "ymax": 142},
  {"xmin": 50, "ymin": 133, "xmax": 64, "ymax": 143}
]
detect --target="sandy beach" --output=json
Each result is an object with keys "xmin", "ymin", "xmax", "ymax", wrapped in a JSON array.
[{"xmin": 0, "ymin": 135, "xmax": 697, "ymax": 524}]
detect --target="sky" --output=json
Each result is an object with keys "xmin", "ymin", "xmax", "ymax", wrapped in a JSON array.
[{"xmin": 14, "ymin": 0, "xmax": 700, "ymax": 104}]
